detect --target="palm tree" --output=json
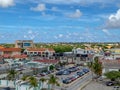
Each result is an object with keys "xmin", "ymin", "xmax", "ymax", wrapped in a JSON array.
[
  {"xmin": 21, "ymin": 75, "xmax": 29, "ymax": 81},
  {"xmin": 28, "ymin": 76, "xmax": 38, "ymax": 90},
  {"xmin": 7, "ymin": 69, "xmax": 17, "ymax": 86},
  {"xmin": 48, "ymin": 75, "xmax": 60, "ymax": 90},
  {"xmin": 39, "ymin": 78, "xmax": 47, "ymax": 89}
]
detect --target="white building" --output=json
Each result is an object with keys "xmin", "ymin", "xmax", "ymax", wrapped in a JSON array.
[
  {"xmin": 72, "ymin": 48, "xmax": 94, "ymax": 54},
  {"xmin": 24, "ymin": 48, "xmax": 55, "ymax": 57},
  {"xmin": 100, "ymin": 59, "xmax": 120, "ymax": 78}
]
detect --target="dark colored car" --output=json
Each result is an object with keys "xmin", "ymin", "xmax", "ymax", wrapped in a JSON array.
[
  {"xmin": 62, "ymin": 71, "xmax": 70, "ymax": 75},
  {"xmin": 39, "ymin": 73, "xmax": 46, "ymax": 76},
  {"xmin": 68, "ymin": 67, "xmax": 77, "ymax": 72},
  {"xmin": 113, "ymin": 86, "xmax": 119, "ymax": 90},
  {"xmin": 56, "ymin": 71, "xmax": 63, "ymax": 75},
  {"xmin": 82, "ymin": 68, "xmax": 89, "ymax": 73},
  {"xmin": 77, "ymin": 71, "xmax": 84, "ymax": 76},
  {"xmin": 106, "ymin": 81, "xmax": 115, "ymax": 86},
  {"xmin": 63, "ymin": 77, "xmax": 72, "ymax": 84}
]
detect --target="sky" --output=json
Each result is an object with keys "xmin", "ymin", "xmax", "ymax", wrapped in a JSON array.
[{"xmin": 0, "ymin": 0, "xmax": 120, "ymax": 43}]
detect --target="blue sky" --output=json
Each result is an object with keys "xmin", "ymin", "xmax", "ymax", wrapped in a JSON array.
[{"xmin": 0, "ymin": 0, "xmax": 120, "ymax": 43}]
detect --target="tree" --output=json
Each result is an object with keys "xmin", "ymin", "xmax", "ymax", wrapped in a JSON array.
[
  {"xmin": 40, "ymin": 78, "xmax": 47, "ymax": 89},
  {"xmin": 87, "ymin": 57, "xmax": 102, "ymax": 79},
  {"xmin": 104, "ymin": 71, "xmax": 120, "ymax": 81},
  {"xmin": 21, "ymin": 75, "xmax": 39, "ymax": 90},
  {"xmin": 28, "ymin": 76, "xmax": 38, "ymax": 90},
  {"xmin": 48, "ymin": 75, "xmax": 60, "ymax": 90},
  {"xmin": 49, "ymin": 65, "xmax": 55, "ymax": 71},
  {"xmin": 7, "ymin": 69, "xmax": 18, "ymax": 86},
  {"xmin": 21, "ymin": 75, "xmax": 29, "ymax": 81},
  {"xmin": 92, "ymin": 57, "xmax": 102, "ymax": 76}
]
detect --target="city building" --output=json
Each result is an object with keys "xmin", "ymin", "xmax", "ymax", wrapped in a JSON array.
[
  {"xmin": 57, "ymin": 48, "xmax": 94, "ymax": 64},
  {"xmin": 0, "ymin": 48, "xmax": 21, "ymax": 58},
  {"xmin": 104, "ymin": 48, "xmax": 120, "ymax": 60},
  {"xmin": 15, "ymin": 40, "xmax": 34, "ymax": 48},
  {"xmin": 100, "ymin": 59, "xmax": 120, "ymax": 77},
  {"xmin": 72, "ymin": 48, "xmax": 94, "ymax": 55},
  {"xmin": 24, "ymin": 48, "xmax": 55, "ymax": 57}
]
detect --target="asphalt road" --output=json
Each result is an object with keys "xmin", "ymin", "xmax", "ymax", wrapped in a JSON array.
[{"xmin": 55, "ymin": 72, "xmax": 92, "ymax": 90}]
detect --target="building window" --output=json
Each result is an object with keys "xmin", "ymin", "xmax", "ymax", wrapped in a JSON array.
[
  {"xmin": 34, "ymin": 52, "xmax": 37, "ymax": 54},
  {"xmin": 30, "ymin": 52, "xmax": 33, "ymax": 54}
]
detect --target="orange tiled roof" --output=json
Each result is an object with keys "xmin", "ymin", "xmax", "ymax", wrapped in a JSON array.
[
  {"xmin": 0, "ymin": 48, "xmax": 21, "ymax": 52},
  {"xmin": 12, "ymin": 54, "xmax": 27, "ymax": 58},
  {"xmin": 0, "ymin": 46, "xmax": 4, "ymax": 49}
]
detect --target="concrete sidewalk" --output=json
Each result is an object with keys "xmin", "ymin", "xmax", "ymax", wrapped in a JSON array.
[{"xmin": 82, "ymin": 81, "xmax": 113, "ymax": 90}]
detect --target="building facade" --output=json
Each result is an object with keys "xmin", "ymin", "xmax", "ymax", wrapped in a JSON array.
[
  {"xmin": 0, "ymin": 48, "xmax": 21, "ymax": 55},
  {"xmin": 0, "ymin": 48, "xmax": 21, "ymax": 58},
  {"xmin": 100, "ymin": 59, "xmax": 120, "ymax": 78},
  {"xmin": 15, "ymin": 40, "xmax": 34, "ymax": 48},
  {"xmin": 24, "ymin": 48, "xmax": 55, "ymax": 57},
  {"xmin": 72, "ymin": 48, "xmax": 94, "ymax": 55}
]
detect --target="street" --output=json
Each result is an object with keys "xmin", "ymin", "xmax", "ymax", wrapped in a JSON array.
[{"xmin": 55, "ymin": 72, "xmax": 92, "ymax": 90}]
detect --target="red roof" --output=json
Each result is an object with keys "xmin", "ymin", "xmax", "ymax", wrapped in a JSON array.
[
  {"xmin": 12, "ymin": 54, "xmax": 28, "ymax": 58},
  {"xmin": 33, "ymin": 59, "xmax": 59, "ymax": 64},
  {"xmin": 0, "ymin": 48, "xmax": 21, "ymax": 52},
  {"xmin": 3, "ymin": 54, "xmax": 11, "ymax": 58}
]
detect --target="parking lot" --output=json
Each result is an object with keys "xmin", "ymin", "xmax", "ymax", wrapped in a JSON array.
[
  {"xmin": 36, "ymin": 64, "xmax": 92, "ymax": 90},
  {"xmin": 55, "ymin": 65, "xmax": 89, "ymax": 84}
]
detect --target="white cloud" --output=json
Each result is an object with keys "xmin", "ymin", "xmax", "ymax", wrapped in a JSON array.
[
  {"xmin": 54, "ymin": 36, "xmax": 58, "ymax": 39},
  {"xmin": 51, "ymin": 7, "xmax": 58, "ymax": 11},
  {"xmin": 28, "ymin": 30, "xmax": 33, "ymax": 34},
  {"xmin": 102, "ymin": 29, "xmax": 111, "ymax": 35},
  {"xmin": 104, "ymin": 9, "xmax": 120, "ymax": 29},
  {"xmin": 58, "ymin": 34, "xmax": 63, "ymax": 38},
  {"xmin": 0, "ymin": 0, "xmax": 14, "ymax": 8},
  {"xmin": 68, "ymin": 9, "xmax": 82, "ymax": 18},
  {"xmin": 31, "ymin": 3, "xmax": 46, "ymax": 11}
]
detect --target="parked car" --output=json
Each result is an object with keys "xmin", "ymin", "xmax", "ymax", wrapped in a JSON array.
[
  {"xmin": 113, "ymin": 86, "xmax": 119, "ymax": 90},
  {"xmin": 70, "ymin": 76, "xmax": 76, "ymax": 81},
  {"xmin": 56, "ymin": 67, "xmax": 64, "ymax": 71},
  {"xmin": 39, "ymin": 72, "xmax": 46, "ymax": 76},
  {"xmin": 106, "ymin": 81, "xmax": 118, "ymax": 86},
  {"xmin": 63, "ymin": 77, "xmax": 72, "ymax": 84},
  {"xmin": 56, "ymin": 71, "xmax": 63, "ymax": 75},
  {"xmin": 68, "ymin": 67, "xmax": 77, "ymax": 72},
  {"xmin": 72, "ymin": 74, "xmax": 79, "ymax": 79},
  {"xmin": 77, "ymin": 71, "xmax": 84, "ymax": 76},
  {"xmin": 82, "ymin": 68, "xmax": 89, "ymax": 73},
  {"xmin": 63, "ymin": 71, "xmax": 70, "ymax": 75}
]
